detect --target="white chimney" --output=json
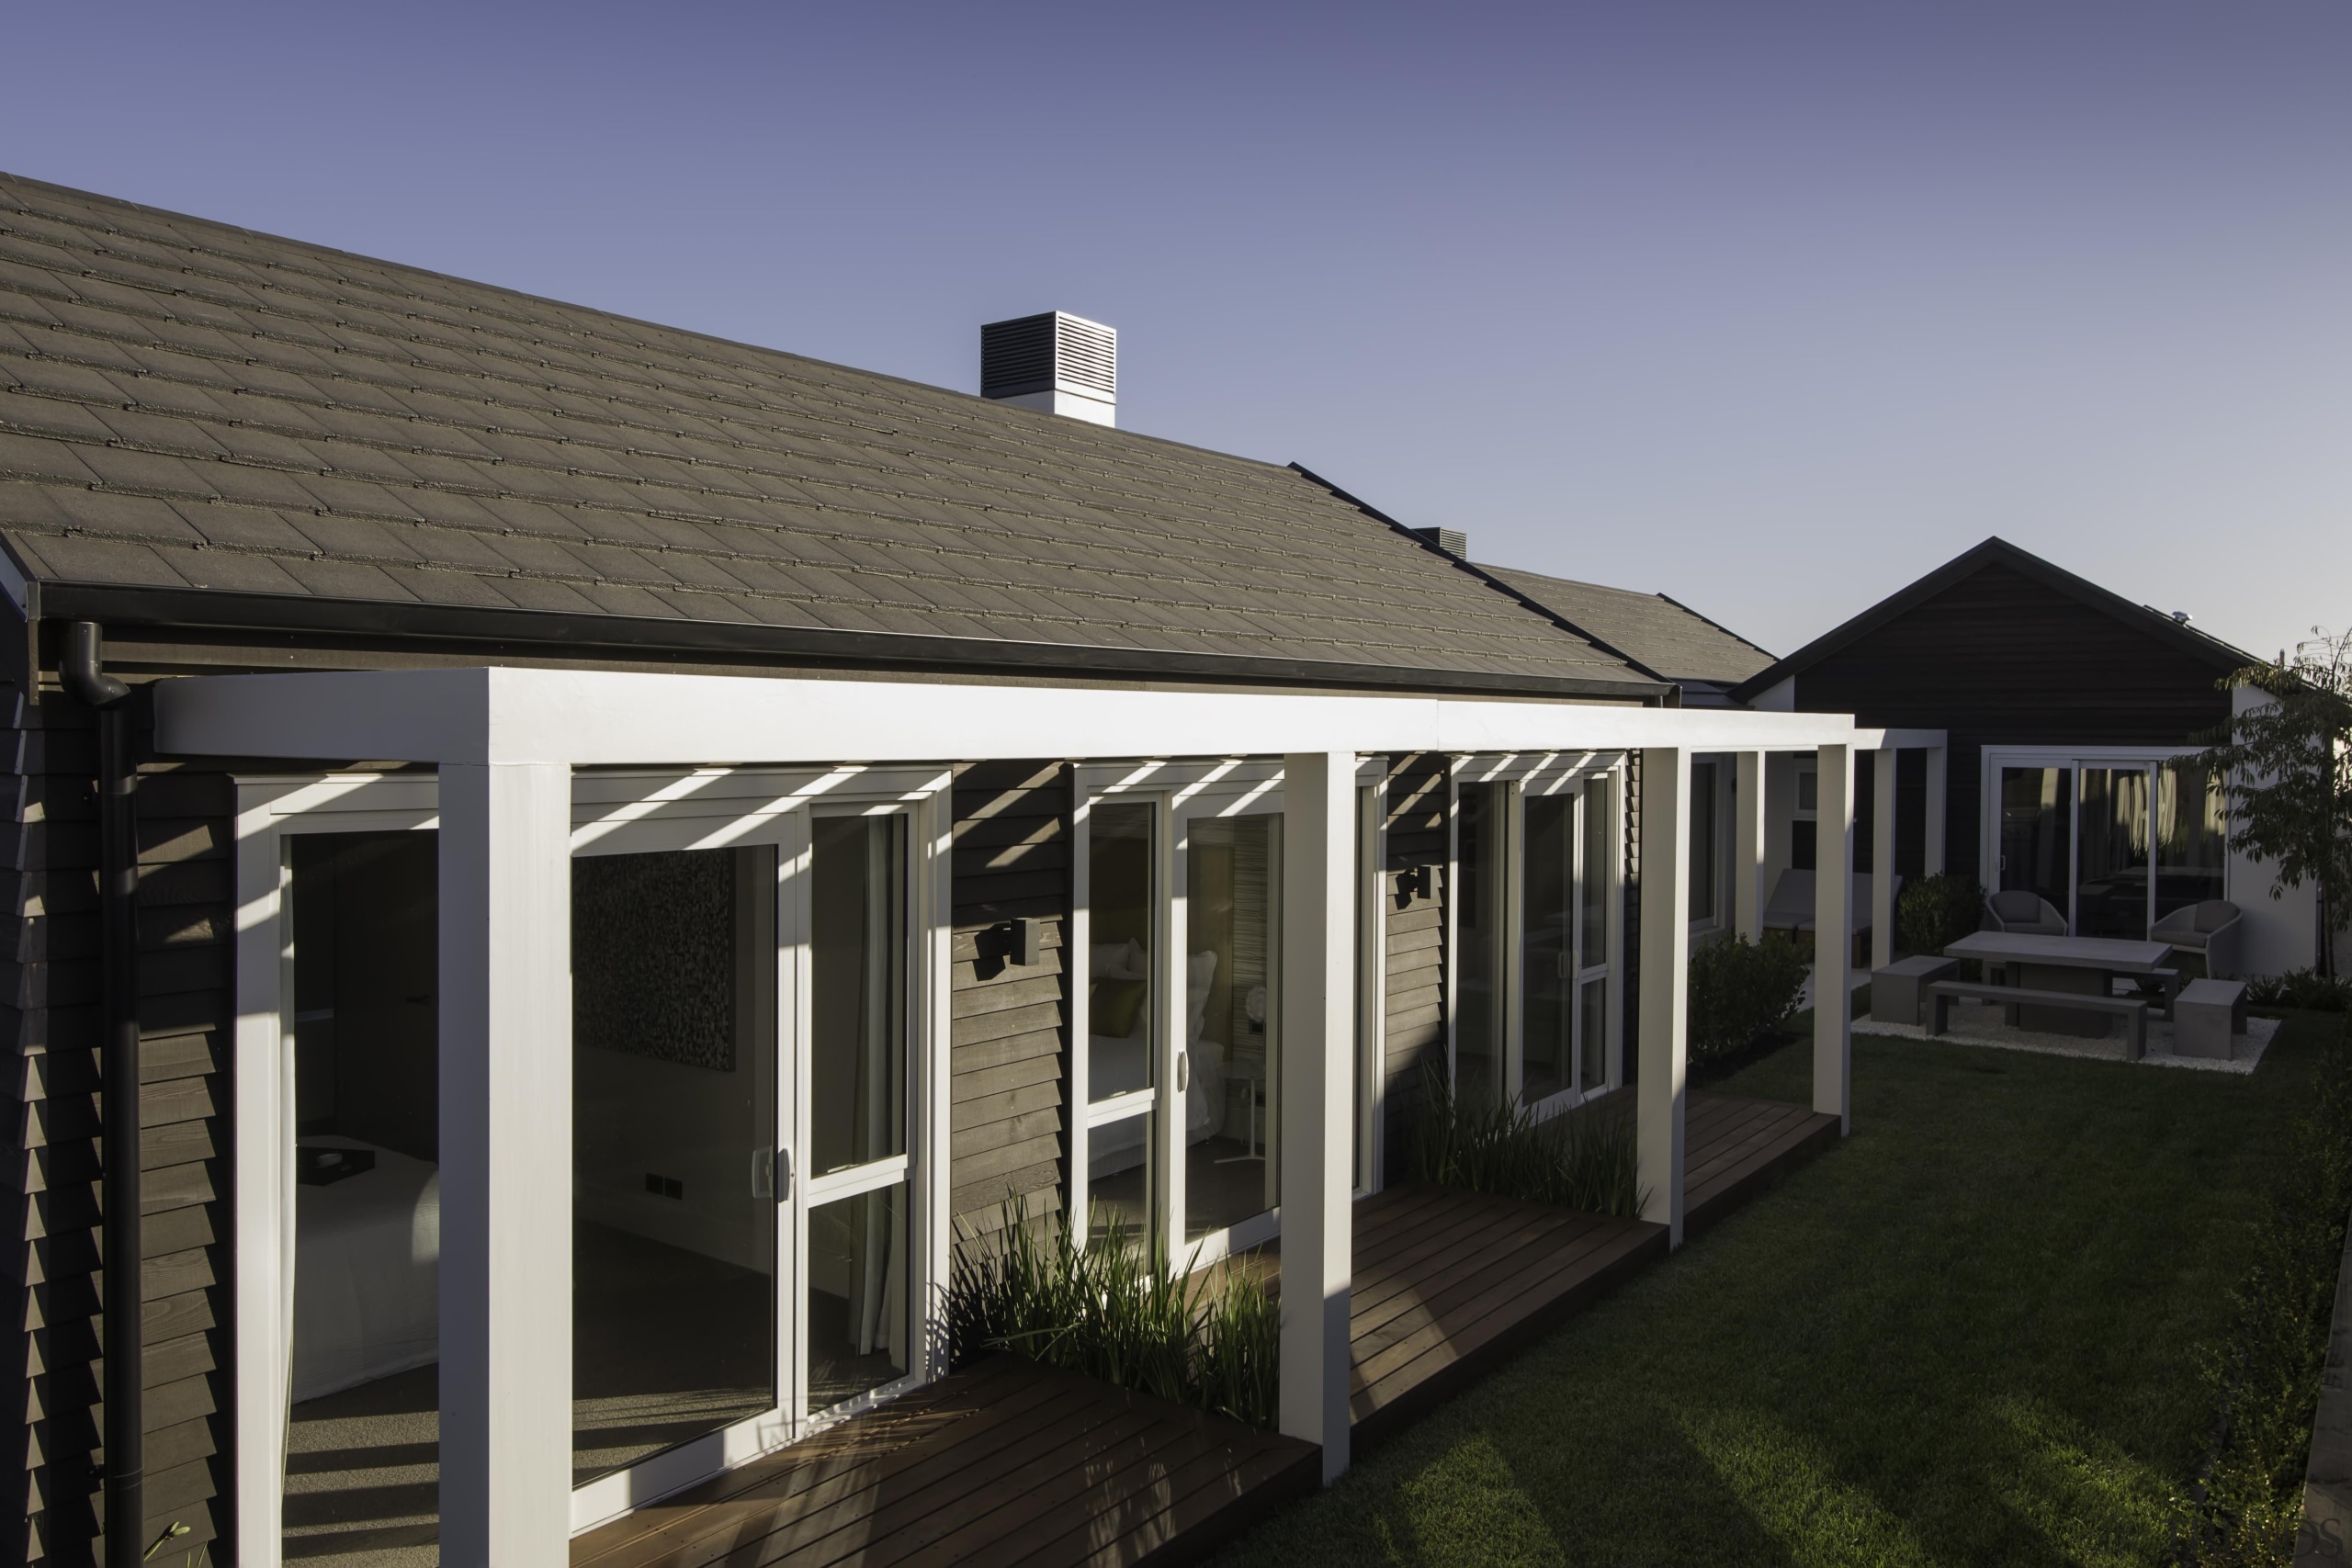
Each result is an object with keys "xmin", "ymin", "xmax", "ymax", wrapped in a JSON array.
[{"xmin": 980, "ymin": 311, "xmax": 1116, "ymax": 426}]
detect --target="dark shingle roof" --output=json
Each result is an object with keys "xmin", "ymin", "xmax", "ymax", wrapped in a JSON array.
[
  {"xmin": 1480, "ymin": 565, "xmax": 1773, "ymax": 687},
  {"xmin": 0, "ymin": 173, "xmax": 1657, "ymax": 697}
]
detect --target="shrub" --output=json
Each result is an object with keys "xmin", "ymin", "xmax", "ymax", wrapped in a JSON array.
[
  {"xmin": 2246, "ymin": 967, "xmax": 2352, "ymax": 1014},
  {"xmin": 1687, "ymin": 933, "xmax": 1808, "ymax": 1062},
  {"xmin": 2177, "ymin": 1019, "xmax": 2352, "ymax": 1564},
  {"xmin": 1900, "ymin": 872, "xmax": 1984, "ymax": 956},
  {"xmin": 944, "ymin": 1193, "xmax": 1279, "ymax": 1428},
  {"xmin": 1413, "ymin": 1063, "xmax": 1646, "ymax": 1219}
]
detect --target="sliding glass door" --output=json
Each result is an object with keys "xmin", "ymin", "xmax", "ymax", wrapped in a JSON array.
[
  {"xmin": 1516, "ymin": 776, "xmax": 1614, "ymax": 1111},
  {"xmin": 569, "ymin": 792, "xmax": 924, "ymax": 1525},
  {"xmin": 1990, "ymin": 754, "xmax": 2229, "ymax": 938},
  {"xmin": 1179, "ymin": 810, "xmax": 1281, "ymax": 1250}
]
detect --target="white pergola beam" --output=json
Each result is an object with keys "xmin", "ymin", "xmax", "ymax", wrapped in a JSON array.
[
  {"xmin": 1636, "ymin": 747, "xmax": 1690, "ymax": 1246},
  {"xmin": 153, "ymin": 666, "xmax": 1866, "ymax": 767},
  {"xmin": 1872, "ymin": 747, "xmax": 1898, "ymax": 973},
  {"xmin": 1279, "ymin": 751, "xmax": 1354, "ymax": 1480},
  {"xmin": 1815, "ymin": 745, "xmax": 1853, "ymax": 1134},
  {"xmin": 438, "ymin": 761, "xmax": 574, "ymax": 1568},
  {"xmin": 1734, "ymin": 750, "xmax": 1765, "ymax": 942}
]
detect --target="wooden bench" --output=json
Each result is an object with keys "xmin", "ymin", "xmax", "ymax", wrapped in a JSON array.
[{"xmin": 1926, "ymin": 979, "xmax": 2148, "ymax": 1060}]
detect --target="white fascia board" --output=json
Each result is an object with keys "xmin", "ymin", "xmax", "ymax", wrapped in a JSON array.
[
  {"xmin": 155, "ymin": 666, "xmax": 1863, "ymax": 766},
  {"xmin": 1851, "ymin": 727, "xmax": 1949, "ymax": 751}
]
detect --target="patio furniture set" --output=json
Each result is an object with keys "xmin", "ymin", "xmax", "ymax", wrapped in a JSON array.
[{"xmin": 1868, "ymin": 897, "xmax": 2251, "ymax": 1061}]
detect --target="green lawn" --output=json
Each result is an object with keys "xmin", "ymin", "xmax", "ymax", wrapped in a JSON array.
[{"xmin": 1213, "ymin": 1014, "xmax": 2346, "ymax": 1568}]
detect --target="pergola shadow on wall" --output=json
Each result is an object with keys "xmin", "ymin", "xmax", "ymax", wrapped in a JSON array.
[{"xmin": 156, "ymin": 665, "xmax": 1865, "ymax": 1568}]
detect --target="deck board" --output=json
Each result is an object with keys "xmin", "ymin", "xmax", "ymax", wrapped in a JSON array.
[{"xmin": 572, "ymin": 1090, "xmax": 1838, "ymax": 1565}]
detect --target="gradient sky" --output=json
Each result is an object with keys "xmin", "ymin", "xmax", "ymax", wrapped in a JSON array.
[{"xmin": 5, "ymin": 2, "xmax": 2346, "ymax": 663}]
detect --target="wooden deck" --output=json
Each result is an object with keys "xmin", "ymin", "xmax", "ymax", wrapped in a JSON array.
[
  {"xmin": 1344, "ymin": 1184, "xmax": 1667, "ymax": 1450},
  {"xmin": 1683, "ymin": 1090, "xmax": 1843, "ymax": 1239},
  {"xmin": 570, "ymin": 1355, "xmax": 1318, "ymax": 1568},
  {"xmin": 570, "ymin": 1090, "xmax": 1838, "ymax": 1566}
]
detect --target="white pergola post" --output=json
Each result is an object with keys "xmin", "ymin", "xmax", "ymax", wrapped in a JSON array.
[
  {"xmin": 438, "ymin": 761, "xmax": 574, "ymax": 1568},
  {"xmin": 1815, "ymin": 745, "xmax": 1853, "ymax": 1134},
  {"xmin": 1924, "ymin": 744, "xmax": 1948, "ymax": 875},
  {"xmin": 1871, "ymin": 747, "xmax": 1898, "ymax": 974},
  {"xmin": 1637, "ymin": 747, "xmax": 1690, "ymax": 1246},
  {"xmin": 1734, "ymin": 749, "xmax": 1765, "ymax": 942},
  {"xmin": 1280, "ymin": 751, "xmax": 1354, "ymax": 1482}
]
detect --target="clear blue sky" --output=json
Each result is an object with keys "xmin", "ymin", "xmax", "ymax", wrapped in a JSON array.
[{"xmin": 5, "ymin": 2, "xmax": 2346, "ymax": 662}]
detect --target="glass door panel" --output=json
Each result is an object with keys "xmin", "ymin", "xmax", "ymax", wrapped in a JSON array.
[
  {"xmin": 805, "ymin": 814, "xmax": 911, "ymax": 1414},
  {"xmin": 1998, "ymin": 767, "xmax": 2074, "ymax": 925},
  {"xmin": 2077, "ymin": 769, "xmax": 2151, "ymax": 939},
  {"xmin": 1086, "ymin": 802, "xmax": 1157, "ymax": 1245},
  {"xmin": 1577, "ymin": 779, "xmax": 1612, "ymax": 1098},
  {"xmin": 1521, "ymin": 794, "xmax": 1573, "ymax": 1104},
  {"xmin": 284, "ymin": 831, "xmax": 442, "ymax": 1561},
  {"xmin": 2156, "ymin": 761, "xmax": 2227, "ymax": 920},
  {"xmin": 1455, "ymin": 783, "xmax": 1507, "ymax": 1103},
  {"xmin": 1184, "ymin": 815, "xmax": 1280, "ymax": 1244},
  {"xmin": 571, "ymin": 846, "xmax": 778, "ymax": 1485}
]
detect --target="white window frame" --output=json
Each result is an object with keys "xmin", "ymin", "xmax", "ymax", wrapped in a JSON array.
[
  {"xmin": 1446, "ymin": 753, "xmax": 1625, "ymax": 1120},
  {"xmin": 233, "ymin": 765, "xmax": 954, "ymax": 1557},
  {"xmin": 1977, "ymin": 744, "xmax": 2226, "ymax": 940}
]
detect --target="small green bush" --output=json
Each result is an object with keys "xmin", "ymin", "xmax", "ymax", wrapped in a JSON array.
[
  {"xmin": 1413, "ymin": 1064, "xmax": 1646, "ymax": 1219},
  {"xmin": 2176, "ymin": 1019, "xmax": 2352, "ymax": 1564},
  {"xmin": 944, "ymin": 1193, "xmax": 1279, "ymax": 1428},
  {"xmin": 1899, "ymin": 872, "xmax": 1985, "ymax": 955},
  {"xmin": 2246, "ymin": 967, "xmax": 2352, "ymax": 1014},
  {"xmin": 1687, "ymin": 933, "xmax": 1808, "ymax": 1062}
]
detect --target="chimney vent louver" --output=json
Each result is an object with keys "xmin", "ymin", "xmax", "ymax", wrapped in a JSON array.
[
  {"xmin": 1410, "ymin": 526, "xmax": 1468, "ymax": 558},
  {"xmin": 981, "ymin": 311, "xmax": 1116, "ymax": 426}
]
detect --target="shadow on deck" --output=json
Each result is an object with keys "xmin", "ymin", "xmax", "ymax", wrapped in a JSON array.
[{"xmin": 568, "ymin": 1090, "xmax": 1838, "ymax": 1565}]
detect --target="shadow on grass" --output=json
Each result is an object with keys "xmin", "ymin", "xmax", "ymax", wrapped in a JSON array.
[{"xmin": 1207, "ymin": 1012, "xmax": 2342, "ymax": 1568}]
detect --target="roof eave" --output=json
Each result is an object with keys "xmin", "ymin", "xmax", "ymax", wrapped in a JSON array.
[{"xmin": 21, "ymin": 578, "xmax": 1673, "ymax": 705}]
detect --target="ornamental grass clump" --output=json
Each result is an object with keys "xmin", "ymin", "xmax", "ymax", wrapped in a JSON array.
[
  {"xmin": 2246, "ymin": 967, "xmax": 2352, "ymax": 1014},
  {"xmin": 2176, "ymin": 1018, "xmax": 2352, "ymax": 1565},
  {"xmin": 944, "ymin": 1193, "xmax": 1278, "ymax": 1428},
  {"xmin": 1412, "ymin": 1063, "xmax": 1646, "ymax": 1219},
  {"xmin": 1686, "ymin": 932, "xmax": 1809, "ymax": 1064}
]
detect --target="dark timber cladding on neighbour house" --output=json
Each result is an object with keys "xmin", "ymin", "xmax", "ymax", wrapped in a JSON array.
[
  {"xmin": 1726, "ymin": 537, "xmax": 2249, "ymax": 882},
  {"xmin": 0, "ymin": 171, "xmax": 1668, "ymax": 1564}
]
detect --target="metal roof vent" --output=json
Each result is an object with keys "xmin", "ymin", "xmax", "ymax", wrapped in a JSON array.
[
  {"xmin": 1410, "ymin": 527, "xmax": 1468, "ymax": 558},
  {"xmin": 981, "ymin": 311, "xmax": 1116, "ymax": 427}
]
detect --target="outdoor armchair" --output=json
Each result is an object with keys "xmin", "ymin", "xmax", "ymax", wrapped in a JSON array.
[
  {"xmin": 1984, "ymin": 889, "xmax": 2067, "ymax": 936},
  {"xmin": 2153, "ymin": 898, "xmax": 2245, "ymax": 980}
]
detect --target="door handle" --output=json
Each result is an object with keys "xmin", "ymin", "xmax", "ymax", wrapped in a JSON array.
[
  {"xmin": 776, "ymin": 1146, "xmax": 794, "ymax": 1201},
  {"xmin": 1176, "ymin": 1050, "xmax": 1191, "ymax": 1092}
]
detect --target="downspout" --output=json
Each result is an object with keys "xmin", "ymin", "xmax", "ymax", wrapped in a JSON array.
[{"xmin": 62, "ymin": 623, "xmax": 142, "ymax": 1568}]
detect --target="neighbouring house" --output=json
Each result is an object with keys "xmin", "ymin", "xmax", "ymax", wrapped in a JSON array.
[
  {"xmin": 1727, "ymin": 536, "xmax": 2325, "ymax": 976},
  {"xmin": 0, "ymin": 175, "xmax": 1868, "ymax": 1568}
]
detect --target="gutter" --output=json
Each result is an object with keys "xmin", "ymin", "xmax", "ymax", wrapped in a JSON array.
[
  {"xmin": 61, "ymin": 623, "xmax": 142, "ymax": 1568},
  {"xmin": 27, "ymin": 578, "xmax": 1673, "ymax": 705}
]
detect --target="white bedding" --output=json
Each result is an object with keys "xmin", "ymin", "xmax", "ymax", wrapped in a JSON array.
[{"xmin": 291, "ymin": 1138, "xmax": 440, "ymax": 1403}]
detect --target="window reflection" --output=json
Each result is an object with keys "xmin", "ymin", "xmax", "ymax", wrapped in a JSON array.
[
  {"xmin": 1455, "ymin": 783, "xmax": 1505, "ymax": 1104},
  {"xmin": 1087, "ymin": 802, "xmax": 1156, "ymax": 1244},
  {"xmin": 1186, "ymin": 815, "xmax": 1279, "ymax": 1243}
]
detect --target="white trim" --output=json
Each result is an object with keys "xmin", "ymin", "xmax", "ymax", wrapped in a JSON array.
[{"xmin": 157, "ymin": 665, "xmax": 1866, "ymax": 769}]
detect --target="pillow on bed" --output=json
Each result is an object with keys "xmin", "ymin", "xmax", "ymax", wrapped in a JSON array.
[
  {"xmin": 1092, "ymin": 938, "xmax": 1147, "ymax": 980},
  {"xmin": 1092, "ymin": 977, "xmax": 1149, "ymax": 1039},
  {"xmin": 1186, "ymin": 951, "xmax": 1217, "ymax": 1047}
]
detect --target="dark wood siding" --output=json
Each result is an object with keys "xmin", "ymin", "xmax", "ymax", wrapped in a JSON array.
[
  {"xmin": 1379, "ymin": 753, "xmax": 1447, "ymax": 1185},
  {"xmin": 947, "ymin": 761, "xmax": 1069, "ymax": 1241},
  {"xmin": 8, "ymin": 684, "xmax": 231, "ymax": 1567},
  {"xmin": 1792, "ymin": 560, "xmax": 2235, "ymax": 883}
]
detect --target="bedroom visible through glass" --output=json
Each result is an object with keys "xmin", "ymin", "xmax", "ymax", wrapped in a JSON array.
[
  {"xmin": 1184, "ymin": 814, "xmax": 1279, "ymax": 1244},
  {"xmin": 283, "ymin": 829, "xmax": 444, "ymax": 1563},
  {"xmin": 571, "ymin": 845, "xmax": 778, "ymax": 1485},
  {"xmin": 1087, "ymin": 801, "xmax": 1157, "ymax": 1246}
]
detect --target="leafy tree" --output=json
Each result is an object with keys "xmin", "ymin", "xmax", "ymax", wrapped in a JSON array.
[{"xmin": 2198, "ymin": 628, "xmax": 2352, "ymax": 978}]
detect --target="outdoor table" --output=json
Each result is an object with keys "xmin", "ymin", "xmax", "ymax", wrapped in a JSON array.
[{"xmin": 1942, "ymin": 931, "xmax": 2177, "ymax": 1037}]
